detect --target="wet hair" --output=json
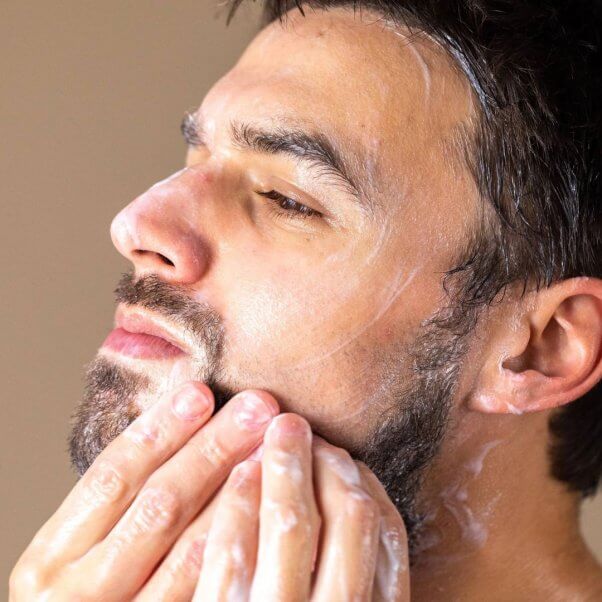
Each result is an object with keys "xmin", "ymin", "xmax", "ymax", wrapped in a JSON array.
[{"xmin": 225, "ymin": 0, "xmax": 602, "ymax": 497}]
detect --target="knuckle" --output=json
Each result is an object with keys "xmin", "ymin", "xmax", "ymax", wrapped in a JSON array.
[
  {"xmin": 81, "ymin": 460, "xmax": 127, "ymax": 505},
  {"xmin": 191, "ymin": 434, "xmax": 230, "ymax": 473},
  {"xmin": 123, "ymin": 419, "xmax": 166, "ymax": 453},
  {"xmin": 343, "ymin": 489, "xmax": 379, "ymax": 522},
  {"xmin": 267, "ymin": 450, "xmax": 304, "ymax": 484},
  {"xmin": 316, "ymin": 447, "xmax": 362, "ymax": 487},
  {"xmin": 266, "ymin": 499, "xmax": 312, "ymax": 538},
  {"xmin": 179, "ymin": 536, "xmax": 207, "ymax": 578},
  {"xmin": 131, "ymin": 487, "xmax": 181, "ymax": 533},
  {"xmin": 9, "ymin": 559, "xmax": 44, "ymax": 596}
]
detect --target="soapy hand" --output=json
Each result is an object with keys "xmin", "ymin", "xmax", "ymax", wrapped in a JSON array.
[
  {"xmin": 9, "ymin": 383, "xmax": 409, "ymax": 601},
  {"xmin": 9, "ymin": 382, "xmax": 278, "ymax": 600},
  {"xmin": 191, "ymin": 413, "xmax": 411, "ymax": 602}
]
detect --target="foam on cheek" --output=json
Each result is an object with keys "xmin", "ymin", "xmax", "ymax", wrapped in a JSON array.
[
  {"xmin": 315, "ymin": 331, "xmax": 415, "ymax": 426},
  {"xmin": 504, "ymin": 401, "xmax": 523, "ymax": 415},
  {"xmin": 358, "ymin": 211, "xmax": 395, "ymax": 265},
  {"xmin": 290, "ymin": 264, "xmax": 421, "ymax": 371},
  {"xmin": 475, "ymin": 393, "xmax": 497, "ymax": 413},
  {"xmin": 133, "ymin": 356, "xmax": 208, "ymax": 412},
  {"xmin": 282, "ymin": 263, "xmax": 422, "ymax": 426}
]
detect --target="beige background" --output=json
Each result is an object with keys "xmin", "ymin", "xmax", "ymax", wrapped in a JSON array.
[{"xmin": 1, "ymin": 1, "xmax": 600, "ymax": 589}]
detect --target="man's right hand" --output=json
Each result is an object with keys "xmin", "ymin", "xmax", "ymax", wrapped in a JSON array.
[{"xmin": 9, "ymin": 382, "xmax": 280, "ymax": 601}]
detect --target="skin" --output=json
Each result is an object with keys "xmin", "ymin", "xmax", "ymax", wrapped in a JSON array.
[
  {"xmin": 10, "ymin": 6, "xmax": 602, "ymax": 601},
  {"xmin": 106, "ymin": 6, "xmax": 477, "ymax": 441},
  {"xmin": 9, "ymin": 384, "xmax": 409, "ymax": 600}
]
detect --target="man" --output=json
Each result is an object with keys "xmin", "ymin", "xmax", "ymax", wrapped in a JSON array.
[{"xmin": 9, "ymin": 0, "xmax": 602, "ymax": 600}]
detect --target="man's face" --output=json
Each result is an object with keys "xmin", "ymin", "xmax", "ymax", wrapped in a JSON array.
[{"xmin": 70, "ymin": 7, "xmax": 480, "ymax": 536}]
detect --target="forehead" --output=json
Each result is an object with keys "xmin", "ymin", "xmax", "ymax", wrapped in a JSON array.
[{"xmin": 205, "ymin": 7, "xmax": 475, "ymax": 198}]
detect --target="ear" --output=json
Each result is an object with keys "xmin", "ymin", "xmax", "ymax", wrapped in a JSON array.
[{"xmin": 469, "ymin": 277, "xmax": 602, "ymax": 415}]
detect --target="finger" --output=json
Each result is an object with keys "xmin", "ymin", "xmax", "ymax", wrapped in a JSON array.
[
  {"xmin": 137, "ymin": 442, "xmax": 266, "ymax": 601},
  {"xmin": 357, "ymin": 463, "xmax": 410, "ymax": 602},
  {"xmin": 135, "ymin": 483, "xmax": 224, "ymax": 602},
  {"xmin": 69, "ymin": 389, "xmax": 278, "ymax": 600},
  {"xmin": 250, "ymin": 414, "xmax": 321, "ymax": 602},
  {"xmin": 310, "ymin": 438, "xmax": 381, "ymax": 602},
  {"xmin": 194, "ymin": 460, "xmax": 262, "ymax": 601},
  {"xmin": 29, "ymin": 381, "xmax": 215, "ymax": 566}
]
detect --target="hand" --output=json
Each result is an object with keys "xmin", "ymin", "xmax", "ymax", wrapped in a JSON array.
[
  {"xmin": 9, "ymin": 382, "xmax": 280, "ymax": 601},
  {"xmin": 192, "ymin": 413, "xmax": 410, "ymax": 601}
]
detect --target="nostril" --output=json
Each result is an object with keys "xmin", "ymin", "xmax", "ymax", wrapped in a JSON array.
[
  {"xmin": 156, "ymin": 253, "xmax": 175, "ymax": 267},
  {"xmin": 133, "ymin": 249, "xmax": 175, "ymax": 267}
]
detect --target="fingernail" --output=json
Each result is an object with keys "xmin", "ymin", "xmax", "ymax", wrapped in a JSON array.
[
  {"xmin": 266, "ymin": 414, "xmax": 310, "ymax": 443},
  {"xmin": 234, "ymin": 392, "xmax": 278, "ymax": 431},
  {"xmin": 172, "ymin": 384, "xmax": 211, "ymax": 421}
]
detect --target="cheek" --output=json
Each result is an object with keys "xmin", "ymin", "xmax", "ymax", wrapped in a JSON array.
[
  {"xmin": 223, "ymin": 259, "xmax": 355, "ymax": 359},
  {"xmin": 219, "ymin": 242, "xmax": 405, "ymax": 362},
  {"xmin": 216, "ymin": 220, "xmax": 431, "ymax": 373}
]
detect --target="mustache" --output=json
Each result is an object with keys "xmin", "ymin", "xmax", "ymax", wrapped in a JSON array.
[{"xmin": 114, "ymin": 271, "xmax": 225, "ymax": 356}]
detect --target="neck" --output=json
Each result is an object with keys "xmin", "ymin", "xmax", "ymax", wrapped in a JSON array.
[{"xmin": 409, "ymin": 410, "xmax": 602, "ymax": 601}]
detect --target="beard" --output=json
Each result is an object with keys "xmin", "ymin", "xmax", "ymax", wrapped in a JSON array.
[
  {"xmin": 68, "ymin": 272, "xmax": 233, "ymax": 476},
  {"xmin": 68, "ymin": 271, "xmax": 477, "ymax": 559}
]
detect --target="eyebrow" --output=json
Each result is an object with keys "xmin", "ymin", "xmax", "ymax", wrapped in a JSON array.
[{"xmin": 180, "ymin": 111, "xmax": 376, "ymax": 216}]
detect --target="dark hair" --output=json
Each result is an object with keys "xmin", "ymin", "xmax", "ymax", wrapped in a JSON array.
[{"xmin": 225, "ymin": 0, "xmax": 602, "ymax": 497}]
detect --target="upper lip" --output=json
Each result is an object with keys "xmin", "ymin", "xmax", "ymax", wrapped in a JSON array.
[{"xmin": 115, "ymin": 306, "xmax": 187, "ymax": 353}]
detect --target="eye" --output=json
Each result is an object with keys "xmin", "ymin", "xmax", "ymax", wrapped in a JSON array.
[{"xmin": 256, "ymin": 189, "xmax": 322, "ymax": 220}]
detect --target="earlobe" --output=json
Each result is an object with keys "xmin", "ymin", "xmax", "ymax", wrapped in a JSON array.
[{"xmin": 469, "ymin": 278, "xmax": 602, "ymax": 416}]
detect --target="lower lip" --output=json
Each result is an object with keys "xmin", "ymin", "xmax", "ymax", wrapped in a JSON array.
[{"xmin": 102, "ymin": 327, "xmax": 185, "ymax": 359}]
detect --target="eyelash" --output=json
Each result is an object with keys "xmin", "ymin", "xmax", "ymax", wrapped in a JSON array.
[{"xmin": 256, "ymin": 189, "xmax": 321, "ymax": 220}]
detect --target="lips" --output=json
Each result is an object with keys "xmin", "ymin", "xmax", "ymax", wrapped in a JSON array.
[{"xmin": 101, "ymin": 309, "xmax": 186, "ymax": 360}]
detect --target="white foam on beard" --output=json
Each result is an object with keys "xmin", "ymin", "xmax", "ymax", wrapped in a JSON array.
[{"xmin": 104, "ymin": 350, "xmax": 213, "ymax": 415}]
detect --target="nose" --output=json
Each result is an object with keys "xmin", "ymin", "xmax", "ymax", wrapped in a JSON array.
[{"xmin": 110, "ymin": 170, "xmax": 209, "ymax": 284}]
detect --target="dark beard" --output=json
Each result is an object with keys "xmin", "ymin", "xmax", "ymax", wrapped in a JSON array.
[
  {"xmin": 68, "ymin": 271, "xmax": 477, "ymax": 558},
  {"xmin": 68, "ymin": 356, "xmax": 237, "ymax": 477},
  {"xmin": 68, "ymin": 271, "xmax": 231, "ymax": 476},
  {"xmin": 68, "ymin": 357, "xmax": 147, "ymax": 477},
  {"xmin": 350, "ymin": 303, "xmax": 478, "ymax": 561}
]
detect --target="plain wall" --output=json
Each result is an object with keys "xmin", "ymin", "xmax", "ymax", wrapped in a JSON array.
[{"xmin": 1, "ymin": 1, "xmax": 600, "ymax": 588}]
